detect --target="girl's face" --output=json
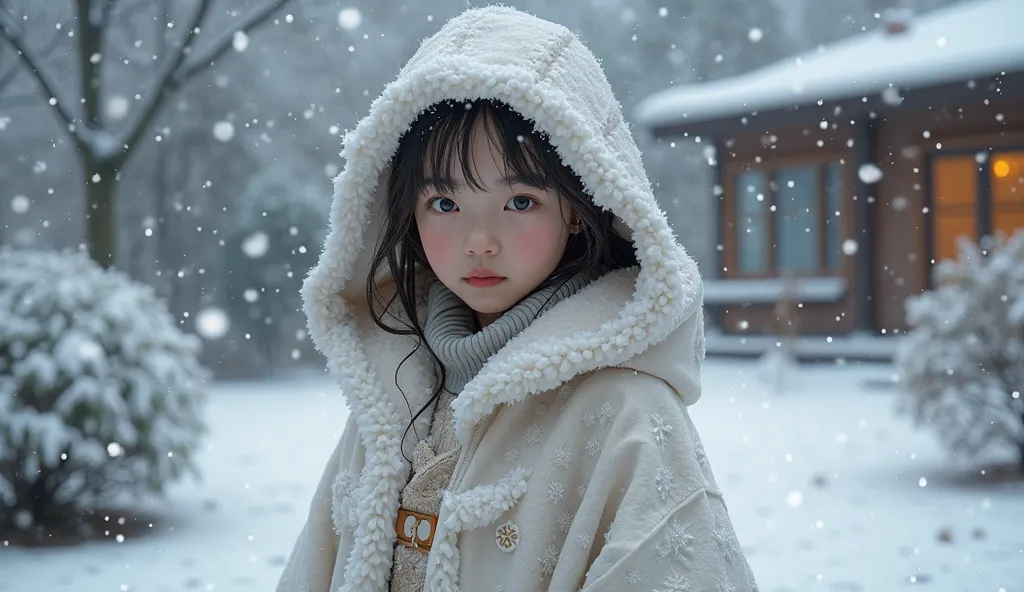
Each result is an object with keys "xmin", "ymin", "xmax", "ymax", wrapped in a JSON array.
[{"xmin": 414, "ymin": 119, "xmax": 573, "ymax": 328}]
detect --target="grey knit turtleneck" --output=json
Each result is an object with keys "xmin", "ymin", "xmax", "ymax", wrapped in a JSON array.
[{"xmin": 424, "ymin": 269, "xmax": 602, "ymax": 394}]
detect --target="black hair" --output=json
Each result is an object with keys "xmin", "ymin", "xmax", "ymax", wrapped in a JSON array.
[{"xmin": 365, "ymin": 98, "xmax": 638, "ymax": 460}]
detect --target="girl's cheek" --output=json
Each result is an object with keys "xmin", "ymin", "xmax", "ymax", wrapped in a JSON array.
[
  {"xmin": 419, "ymin": 224, "xmax": 454, "ymax": 262},
  {"xmin": 514, "ymin": 221, "xmax": 565, "ymax": 257}
]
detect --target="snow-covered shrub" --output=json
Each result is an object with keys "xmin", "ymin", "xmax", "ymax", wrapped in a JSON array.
[
  {"xmin": 220, "ymin": 165, "xmax": 328, "ymax": 372},
  {"xmin": 896, "ymin": 230, "xmax": 1024, "ymax": 472},
  {"xmin": 0, "ymin": 249, "xmax": 208, "ymax": 531}
]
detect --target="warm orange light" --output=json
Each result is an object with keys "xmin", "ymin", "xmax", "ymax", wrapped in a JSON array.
[{"xmin": 993, "ymin": 159, "xmax": 1011, "ymax": 178}]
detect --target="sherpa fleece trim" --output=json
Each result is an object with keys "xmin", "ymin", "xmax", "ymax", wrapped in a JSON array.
[
  {"xmin": 425, "ymin": 466, "xmax": 531, "ymax": 591},
  {"xmin": 299, "ymin": 6, "xmax": 702, "ymax": 591}
]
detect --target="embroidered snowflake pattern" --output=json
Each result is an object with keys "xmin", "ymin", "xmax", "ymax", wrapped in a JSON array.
[
  {"xmin": 535, "ymin": 402, "xmax": 549, "ymax": 416},
  {"xmin": 694, "ymin": 437, "xmax": 713, "ymax": 474},
  {"xmin": 597, "ymin": 402, "xmax": 615, "ymax": 426},
  {"xmin": 524, "ymin": 423, "xmax": 544, "ymax": 446},
  {"xmin": 575, "ymin": 533, "xmax": 592, "ymax": 548},
  {"xmin": 711, "ymin": 508, "xmax": 742, "ymax": 565},
  {"xmin": 547, "ymin": 481, "xmax": 565, "ymax": 504},
  {"xmin": 650, "ymin": 413, "xmax": 674, "ymax": 450},
  {"xmin": 575, "ymin": 483, "xmax": 588, "ymax": 498},
  {"xmin": 653, "ymin": 568, "xmax": 692, "ymax": 592},
  {"xmin": 655, "ymin": 466, "xmax": 676, "ymax": 502},
  {"xmin": 655, "ymin": 520, "xmax": 696, "ymax": 565},
  {"xmin": 558, "ymin": 508, "xmax": 574, "ymax": 533},
  {"xmin": 504, "ymin": 448, "xmax": 520, "ymax": 464},
  {"xmin": 585, "ymin": 434, "xmax": 602, "ymax": 457},
  {"xmin": 538, "ymin": 544, "xmax": 560, "ymax": 576},
  {"xmin": 553, "ymin": 445, "xmax": 572, "ymax": 468},
  {"xmin": 712, "ymin": 584, "xmax": 739, "ymax": 592},
  {"xmin": 626, "ymin": 568, "xmax": 643, "ymax": 586},
  {"xmin": 557, "ymin": 383, "xmax": 574, "ymax": 408},
  {"xmin": 581, "ymin": 409, "xmax": 597, "ymax": 428}
]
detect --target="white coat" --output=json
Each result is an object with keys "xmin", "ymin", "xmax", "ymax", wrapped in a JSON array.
[{"xmin": 277, "ymin": 6, "xmax": 758, "ymax": 592}]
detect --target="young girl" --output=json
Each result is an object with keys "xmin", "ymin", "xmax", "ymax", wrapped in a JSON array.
[{"xmin": 277, "ymin": 6, "xmax": 757, "ymax": 592}]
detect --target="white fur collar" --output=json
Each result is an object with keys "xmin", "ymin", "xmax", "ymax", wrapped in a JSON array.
[{"xmin": 298, "ymin": 7, "xmax": 702, "ymax": 590}]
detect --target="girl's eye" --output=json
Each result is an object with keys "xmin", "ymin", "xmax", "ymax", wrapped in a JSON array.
[
  {"xmin": 507, "ymin": 195, "xmax": 535, "ymax": 211},
  {"xmin": 428, "ymin": 197, "xmax": 458, "ymax": 213}
]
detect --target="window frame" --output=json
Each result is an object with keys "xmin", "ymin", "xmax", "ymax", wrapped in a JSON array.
[
  {"xmin": 923, "ymin": 142, "xmax": 1024, "ymax": 271},
  {"xmin": 722, "ymin": 153, "xmax": 853, "ymax": 280}
]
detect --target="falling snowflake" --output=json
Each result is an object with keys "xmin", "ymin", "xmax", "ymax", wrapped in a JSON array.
[
  {"xmin": 626, "ymin": 568, "xmax": 643, "ymax": 586},
  {"xmin": 213, "ymin": 120, "xmax": 235, "ymax": 142},
  {"xmin": 575, "ymin": 533, "xmax": 591, "ymax": 548},
  {"xmin": 575, "ymin": 483, "xmax": 588, "ymax": 498},
  {"xmin": 195, "ymin": 307, "xmax": 230, "ymax": 340},
  {"xmin": 547, "ymin": 481, "xmax": 565, "ymax": 504},
  {"xmin": 655, "ymin": 466, "xmax": 676, "ymax": 502},
  {"xmin": 524, "ymin": 423, "xmax": 544, "ymax": 445},
  {"xmin": 653, "ymin": 568, "xmax": 692, "ymax": 592},
  {"xmin": 538, "ymin": 544, "xmax": 560, "ymax": 576},
  {"xmin": 337, "ymin": 7, "xmax": 362, "ymax": 30},
  {"xmin": 582, "ymin": 409, "xmax": 597, "ymax": 428},
  {"xmin": 504, "ymin": 448, "xmax": 520, "ymax": 464},
  {"xmin": 241, "ymin": 231, "xmax": 269, "ymax": 258},
  {"xmin": 650, "ymin": 413, "xmax": 674, "ymax": 450},
  {"xmin": 535, "ymin": 402, "xmax": 549, "ymax": 415},
  {"xmin": 558, "ymin": 508, "xmax": 574, "ymax": 533},
  {"xmin": 710, "ymin": 509, "xmax": 742, "ymax": 565},
  {"xmin": 585, "ymin": 435, "xmax": 602, "ymax": 457},
  {"xmin": 597, "ymin": 402, "xmax": 615, "ymax": 426},
  {"xmin": 655, "ymin": 520, "xmax": 696, "ymax": 565},
  {"xmin": 553, "ymin": 446, "xmax": 572, "ymax": 468}
]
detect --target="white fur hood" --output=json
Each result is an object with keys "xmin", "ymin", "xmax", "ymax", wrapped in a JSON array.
[{"xmin": 301, "ymin": 4, "xmax": 704, "ymax": 449}]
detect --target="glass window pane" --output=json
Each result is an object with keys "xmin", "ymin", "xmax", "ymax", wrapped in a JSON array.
[
  {"xmin": 934, "ymin": 215, "xmax": 976, "ymax": 262},
  {"xmin": 991, "ymin": 151, "xmax": 1024, "ymax": 207},
  {"xmin": 932, "ymin": 156, "xmax": 979, "ymax": 207},
  {"xmin": 931, "ymin": 156, "xmax": 978, "ymax": 262},
  {"xmin": 774, "ymin": 166, "xmax": 819, "ymax": 273},
  {"xmin": 825, "ymin": 162, "xmax": 844, "ymax": 270},
  {"xmin": 735, "ymin": 170, "xmax": 767, "ymax": 273},
  {"xmin": 993, "ymin": 210, "xmax": 1024, "ymax": 238}
]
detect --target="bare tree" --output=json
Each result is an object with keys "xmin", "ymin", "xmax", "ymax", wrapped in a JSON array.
[{"xmin": 0, "ymin": 0, "xmax": 295, "ymax": 268}]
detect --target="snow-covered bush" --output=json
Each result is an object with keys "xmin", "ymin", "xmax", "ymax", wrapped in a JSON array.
[
  {"xmin": 0, "ymin": 249, "xmax": 208, "ymax": 531},
  {"xmin": 896, "ymin": 230, "xmax": 1024, "ymax": 472}
]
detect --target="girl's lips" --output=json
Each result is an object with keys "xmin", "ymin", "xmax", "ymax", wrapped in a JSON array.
[{"xmin": 464, "ymin": 277, "xmax": 505, "ymax": 288}]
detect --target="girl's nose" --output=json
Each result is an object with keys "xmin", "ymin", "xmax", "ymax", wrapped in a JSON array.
[{"xmin": 465, "ymin": 227, "xmax": 500, "ymax": 256}]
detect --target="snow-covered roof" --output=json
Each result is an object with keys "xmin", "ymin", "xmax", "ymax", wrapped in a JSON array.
[{"xmin": 635, "ymin": 0, "xmax": 1024, "ymax": 130}]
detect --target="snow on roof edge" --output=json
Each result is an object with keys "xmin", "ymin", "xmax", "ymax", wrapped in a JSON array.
[{"xmin": 635, "ymin": 0, "xmax": 1024, "ymax": 130}]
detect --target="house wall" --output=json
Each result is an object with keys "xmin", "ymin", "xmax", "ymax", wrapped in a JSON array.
[
  {"xmin": 874, "ymin": 94, "xmax": 1024, "ymax": 330},
  {"xmin": 712, "ymin": 91, "xmax": 1024, "ymax": 336}
]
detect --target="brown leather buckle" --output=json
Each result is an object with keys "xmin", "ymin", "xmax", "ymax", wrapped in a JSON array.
[{"xmin": 396, "ymin": 507, "xmax": 438, "ymax": 554}]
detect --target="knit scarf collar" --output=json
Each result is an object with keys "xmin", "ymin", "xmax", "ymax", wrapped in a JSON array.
[{"xmin": 424, "ymin": 269, "xmax": 603, "ymax": 394}]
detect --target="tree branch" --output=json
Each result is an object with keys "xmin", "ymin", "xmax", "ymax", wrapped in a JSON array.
[
  {"xmin": 0, "ymin": 6, "xmax": 84, "ymax": 143},
  {"xmin": 114, "ymin": 0, "xmax": 292, "ymax": 163}
]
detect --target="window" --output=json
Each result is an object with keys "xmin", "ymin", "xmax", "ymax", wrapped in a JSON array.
[
  {"xmin": 929, "ymin": 150, "xmax": 1024, "ymax": 262},
  {"xmin": 728, "ymin": 160, "xmax": 846, "ymax": 276}
]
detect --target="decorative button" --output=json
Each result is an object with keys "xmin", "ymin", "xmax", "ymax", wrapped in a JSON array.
[{"xmin": 495, "ymin": 520, "xmax": 520, "ymax": 552}]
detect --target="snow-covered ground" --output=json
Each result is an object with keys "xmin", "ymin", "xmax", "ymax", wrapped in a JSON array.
[{"xmin": 1, "ymin": 359, "xmax": 1021, "ymax": 592}]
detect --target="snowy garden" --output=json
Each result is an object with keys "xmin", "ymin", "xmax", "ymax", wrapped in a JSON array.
[{"xmin": 2, "ymin": 0, "xmax": 1024, "ymax": 591}]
